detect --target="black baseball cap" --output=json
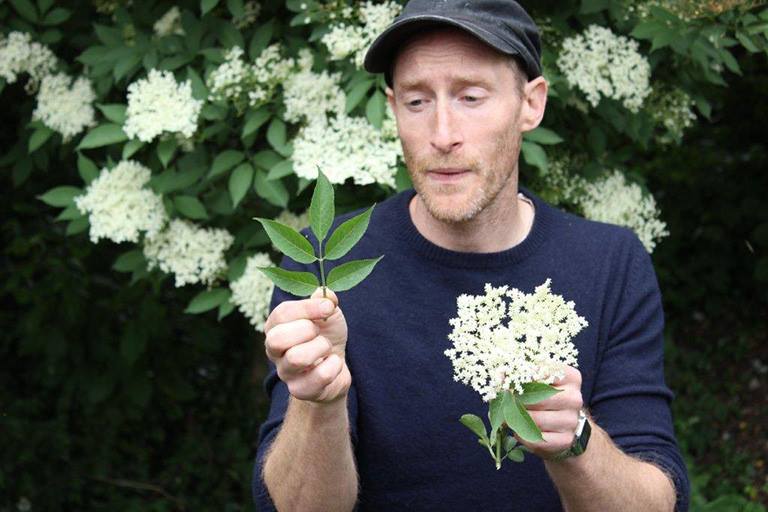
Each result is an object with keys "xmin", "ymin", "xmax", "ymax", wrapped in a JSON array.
[{"xmin": 364, "ymin": 0, "xmax": 541, "ymax": 85}]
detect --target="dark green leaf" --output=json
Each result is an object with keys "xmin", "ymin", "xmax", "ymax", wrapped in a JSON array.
[
  {"xmin": 459, "ymin": 414, "xmax": 489, "ymax": 441},
  {"xmin": 257, "ymin": 266, "xmax": 319, "ymax": 297},
  {"xmin": 229, "ymin": 162, "xmax": 254, "ymax": 207},
  {"xmin": 507, "ymin": 448, "xmax": 525, "ymax": 462},
  {"xmin": 253, "ymin": 170, "xmax": 288, "ymax": 207},
  {"xmin": 77, "ymin": 153, "xmax": 99, "ymax": 184},
  {"xmin": 521, "ymin": 140, "xmax": 548, "ymax": 173},
  {"xmin": 518, "ymin": 382, "xmax": 562, "ymax": 405},
  {"xmin": 266, "ymin": 118, "xmax": 287, "ymax": 151},
  {"xmin": 41, "ymin": 7, "xmax": 70, "ymax": 25},
  {"xmin": 28, "ymin": 126, "xmax": 53, "ymax": 153},
  {"xmin": 77, "ymin": 124, "xmax": 128, "ymax": 150},
  {"xmin": 37, "ymin": 0, "xmax": 54, "ymax": 14},
  {"xmin": 310, "ymin": 169, "xmax": 334, "ymax": 244},
  {"xmin": 201, "ymin": 0, "xmax": 219, "ymax": 15},
  {"xmin": 113, "ymin": 51, "xmax": 142, "ymax": 81},
  {"xmin": 209, "ymin": 150, "xmax": 245, "ymax": 178},
  {"xmin": 524, "ymin": 127, "xmax": 563, "ymax": 145},
  {"xmin": 66, "ymin": 217, "xmax": 89, "ymax": 236},
  {"xmin": 38, "ymin": 186, "xmax": 81, "ymax": 207},
  {"xmin": 249, "ymin": 20, "xmax": 275, "ymax": 58},
  {"xmin": 113, "ymin": 250, "xmax": 145, "ymax": 273},
  {"xmin": 174, "ymin": 195, "xmax": 208, "ymax": 219},
  {"xmin": 579, "ymin": 0, "xmax": 610, "ymax": 13},
  {"xmin": 122, "ymin": 139, "xmax": 144, "ymax": 159},
  {"xmin": 187, "ymin": 67, "xmax": 208, "ymax": 100},
  {"xmin": 326, "ymin": 257, "xmax": 383, "ymax": 292},
  {"xmin": 255, "ymin": 218, "xmax": 316, "ymax": 264},
  {"xmin": 242, "ymin": 107, "xmax": 271, "ymax": 138},
  {"xmin": 55, "ymin": 204, "xmax": 84, "ymax": 221},
  {"xmin": 365, "ymin": 90, "xmax": 386, "ymax": 129},
  {"xmin": 218, "ymin": 300, "xmax": 235, "ymax": 320},
  {"xmin": 267, "ymin": 159, "xmax": 294, "ymax": 180},
  {"xmin": 503, "ymin": 435, "xmax": 518, "ymax": 453},
  {"xmin": 10, "ymin": 0, "xmax": 38, "ymax": 22},
  {"xmin": 219, "ymin": 24, "xmax": 244, "ymax": 49},
  {"xmin": 251, "ymin": 149, "xmax": 282, "ymax": 170},
  {"xmin": 96, "ymin": 104, "xmax": 127, "ymax": 124},
  {"xmin": 226, "ymin": 0, "xmax": 244, "ymax": 18},
  {"xmin": 186, "ymin": 288, "xmax": 231, "ymax": 313},
  {"xmin": 502, "ymin": 392, "xmax": 544, "ymax": 443},
  {"xmin": 324, "ymin": 206, "xmax": 374, "ymax": 260},
  {"xmin": 157, "ymin": 138, "xmax": 178, "ymax": 168},
  {"xmin": 346, "ymin": 79, "xmax": 374, "ymax": 113}
]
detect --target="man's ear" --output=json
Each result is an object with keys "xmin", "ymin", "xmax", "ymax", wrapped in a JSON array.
[
  {"xmin": 385, "ymin": 86, "xmax": 395, "ymax": 110},
  {"xmin": 519, "ymin": 77, "xmax": 548, "ymax": 133}
]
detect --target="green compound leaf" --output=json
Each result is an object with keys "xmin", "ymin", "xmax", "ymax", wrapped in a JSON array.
[
  {"xmin": 518, "ymin": 382, "xmax": 562, "ymax": 405},
  {"xmin": 524, "ymin": 127, "xmax": 563, "ymax": 145},
  {"xmin": 326, "ymin": 257, "xmax": 382, "ymax": 292},
  {"xmin": 209, "ymin": 150, "xmax": 245, "ymax": 178},
  {"xmin": 253, "ymin": 170, "xmax": 288, "ymax": 207},
  {"xmin": 488, "ymin": 392, "xmax": 506, "ymax": 441},
  {"xmin": 38, "ymin": 186, "xmax": 81, "ymax": 207},
  {"xmin": 174, "ymin": 195, "xmax": 208, "ymax": 220},
  {"xmin": 228, "ymin": 162, "xmax": 254, "ymax": 207},
  {"xmin": 309, "ymin": 169, "xmax": 334, "ymax": 244},
  {"xmin": 502, "ymin": 391, "xmax": 544, "ymax": 443},
  {"xmin": 255, "ymin": 218, "xmax": 316, "ymax": 264},
  {"xmin": 77, "ymin": 123, "xmax": 128, "ymax": 150},
  {"xmin": 460, "ymin": 414, "xmax": 489, "ymax": 442},
  {"xmin": 324, "ymin": 205, "xmax": 374, "ymax": 261},
  {"xmin": 257, "ymin": 266, "xmax": 319, "ymax": 297},
  {"xmin": 186, "ymin": 288, "xmax": 231, "ymax": 314},
  {"xmin": 96, "ymin": 103, "xmax": 127, "ymax": 124}
]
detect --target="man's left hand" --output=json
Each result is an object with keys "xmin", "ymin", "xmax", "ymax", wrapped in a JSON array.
[{"xmin": 517, "ymin": 366, "xmax": 584, "ymax": 460}]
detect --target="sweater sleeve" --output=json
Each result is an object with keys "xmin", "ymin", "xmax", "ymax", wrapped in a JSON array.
[
  {"xmin": 590, "ymin": 233, "xmax": 690, "ymax": 511},
  {"xmin": 251, "ymin": 260, "xmax": 359, "ymax": 511}
]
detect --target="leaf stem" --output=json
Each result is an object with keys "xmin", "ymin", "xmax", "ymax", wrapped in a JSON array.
[{"xmin": 318, "ymin": 240, "xmax": 327, "ymax": 298}]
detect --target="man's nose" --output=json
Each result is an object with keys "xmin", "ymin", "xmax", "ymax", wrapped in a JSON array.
[{"xmin": 430, "ymin": 100, "xmax": 462, "ymax": 154}]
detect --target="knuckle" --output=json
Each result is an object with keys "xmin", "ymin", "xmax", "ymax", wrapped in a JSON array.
[{"xmin": 284, "ymin": 348, "xmax": 305, "ymax": 370}]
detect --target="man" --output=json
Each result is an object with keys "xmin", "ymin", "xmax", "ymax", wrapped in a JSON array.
[{"xmin": 253, "ymin": 1, "xmax": 689, "ymax": 510}]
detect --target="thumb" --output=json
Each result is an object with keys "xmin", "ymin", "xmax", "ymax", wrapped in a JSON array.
[{"xmin": 310, "ymin": 287, "xmax": 339, "ymax": 308}]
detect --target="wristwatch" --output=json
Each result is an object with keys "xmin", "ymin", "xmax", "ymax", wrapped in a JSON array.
[{"xmin": 552, "ymin": 409, "xmax": 591, "ymax": 461}]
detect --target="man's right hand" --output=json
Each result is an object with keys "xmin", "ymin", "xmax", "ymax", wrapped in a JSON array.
[{"xmin": 264, "ymin": 287, "xmax": 351, "ymax": 404}]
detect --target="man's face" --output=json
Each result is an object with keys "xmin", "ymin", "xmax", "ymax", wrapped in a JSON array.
[{"xmin": 387, "ymin": 28, "xmax": 529, "ymax": 224}]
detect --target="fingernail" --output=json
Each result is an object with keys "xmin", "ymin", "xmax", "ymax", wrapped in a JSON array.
[{"xmin": 320, "ymin": 300, "xmax": 334, "ymax": 315}]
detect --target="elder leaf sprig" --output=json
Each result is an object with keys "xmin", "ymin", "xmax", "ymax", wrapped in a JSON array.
[{"xmin": 255, "ymin": 169, "xmax": 382, "ymax": 297}]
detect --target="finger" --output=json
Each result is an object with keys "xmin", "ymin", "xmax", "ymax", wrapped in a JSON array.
[
  {"xmin": 287, "ymin": 354, "xmax": 343, "ymax": 401},
  {"xmin": 310, "ymin": 287, "xmax": 339, "ymax": 306},
  {"xmin": 551, "ymin": 366, "xmax": 582, "ymax": 387},
  {"xmin": 265, "ymin": 319, "xmax": 319, "ymax": 360},
  {"xmin": 277, "ymin": 336, "xmax": 333, "ymax": 377},
  {"xmin": 264, "ymin": 294, "xmax": 337, "ymax": 333},
  {"xmin": 517, "ymin": 431, "xmax": 574, "ymax": 455},
  {"xmin": 526, "ymin": 387, "xmax": 583, "ymax": 411},
  {"xmin": 527, "ymin": 410, "xmax": 580, "ymax": 434}
]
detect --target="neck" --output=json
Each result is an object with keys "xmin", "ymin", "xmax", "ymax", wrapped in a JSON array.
[{"xmin": 409, "ymin": 179, "xmax": 534, "ymax": 253}]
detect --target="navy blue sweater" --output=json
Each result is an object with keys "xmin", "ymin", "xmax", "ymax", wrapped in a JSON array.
[{"xmin": 253, "ymin": 188, "xmax": 689, "ymax": 511}]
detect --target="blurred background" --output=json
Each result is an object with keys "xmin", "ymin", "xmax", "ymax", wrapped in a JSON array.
[{"xmin": 1, "ymin": 0, "xmax": 766, "ymax": 510}]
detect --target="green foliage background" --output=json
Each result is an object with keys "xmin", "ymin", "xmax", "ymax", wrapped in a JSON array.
[{"xmin": 1, "ymin": 0, "xmax": 767, "ymax": 510}]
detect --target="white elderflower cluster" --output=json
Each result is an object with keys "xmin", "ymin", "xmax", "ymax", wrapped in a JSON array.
[
  {"xmin": 322, "ymin": 1, "xmax": 402, "ymax": 67},
  {"xmin": 0, "ymin": 31, "xmax": 57, "ymax": 91},
  {"xmin": 229, "ymin": 252, "xmax": 275, "ymax": 331},
  {"xmin": 75, "ymin": 160, "xmax": 167, "ymax": 244},
  {"xmin": 282, "ymin": 66, "xmax": 345, "ymax": 124},
  {"xmin": 123, "ymin": 69, "xmax": 202, "ymax": 142},
  {"xmin": 291, "ymin": 112, "xmax": 401, "ymax": 187},
  {"xmin": 32, "ymin": 73, "xmax": 96, "ymax": 140},
  {"xmin": 557, "ymin": 25, "xmax": 651, "ymax": 112},
  {"xmin": 207, "ymin": 44, "xmax": 294, "ymax": 111},
  {"xmin": 649, "ymin": 87, "xmax": 697, "ymax": 145},
  {"xmin": 578, "ymin": 171, "xmax": 669, "ymax": 253},
  {"xmin": 445, "ymin": 280, "xmax": 587, "ymax": 402},
  {"xmin": 275, "ymin": 209, "xmax": 310, "ymax": 233},
  {"xmin": 143, "ymin": 219, "xmax": 233, "ymax": 287},
  {"xmin": 153, "ymin": 6, "xmax": 184, "ymax": 37},
  {"xmin": 234, "ymin": 1, "xmax": 261, "ymax": 29}
]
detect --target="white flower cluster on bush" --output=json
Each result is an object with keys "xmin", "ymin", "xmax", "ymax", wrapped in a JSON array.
[
  {"xmin": 0, "ymin": 31, "xmax": 57, "ymax": 91},
  {"xmin": 229, "ymin": 252, "xmax": 275, "ymax": 331},
  {"xmin": 649, "ymin": 87, "xmax": 697, "ymax": 144},
  {"xmin": 322, "ymin": 1, "xmax": 401, "ymax": 68},
  {"xmin": 291, "ymin": 111, "xmax": 400, "ymax": 187},
  {"xmin": 557, "ymin": 25, "xmax": 651, "ymax": 112},
  {"xmin": 33, "ymin": 73, "xmax": 96, "ymax": 140},
  {"xmin": 75, "ymin": 160, "xmax": 167, "ymax": 244},
  {"xmin": 153, "ymin": 6, "xmax": 184, "ymax": 37},
  {"xmin": 123, "ymin": 69, "xmax": 202, "ymax": 142},
  {"xmin": 445, "ymin": 280, "xmax": 587, "ymax": 402},
  {"xmin": 143, "ymin": 219, "xmax": 233, "ymax": 287},
  {"xmin": 207, "ymin": 44, "xmax": 294, "ymax": 110},
  {"xmin": 275, "ymin": 209, "xmax": 310, "ymax": 232},
  {"xmin": 282, "ymin": 54, "xmax": 346, "ymax": 124},
  {"xmin": 578, "ymin": 170, "xmax": 669, "ymax": 253},
  {"xmin": 234, "ymin": 1, "xmax": 261, "ymax": 29}
]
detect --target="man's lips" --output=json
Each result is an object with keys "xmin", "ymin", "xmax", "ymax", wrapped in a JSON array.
[{"xmin": 427, "ymin": 168, "xmax": 470, "ymax": 183}]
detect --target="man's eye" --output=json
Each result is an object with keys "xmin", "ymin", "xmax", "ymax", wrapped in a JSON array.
[
  {"xmin": 464, "ymin": 95, "xmax": 479, "ymax": 102},
  {"xmin": 407, "ymin": 99, "xmax": 423, "ymax": 107}
]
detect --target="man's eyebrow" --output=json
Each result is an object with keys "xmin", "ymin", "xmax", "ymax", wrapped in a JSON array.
[{"xmin": 396, "ymin": 75, "xmax": 495, "ymax": 92}]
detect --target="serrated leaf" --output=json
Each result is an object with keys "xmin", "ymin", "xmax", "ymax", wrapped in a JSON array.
[
  {"xmin": 77, "ymin": 124, "xmax": 128, "ymax": 150},
  {"xmin": 324, "ymin": 206, "xmax": 374, "ymax": 260},
  {"xmin": 253, "ymin": 170, "xmax": 288, "ymax": 207},
  {"xmin": 242, "ymin": 107, "xmax": 271, "ymax": 138},
  {"xmin": 229, "ymin": 162, "xmax": 254, "ymax": 207},
  {"xmin": 459, "ymin": 414, "xmax": 489, "ymax": 441},
  {"xmin": 521, "ymin": 140, "xmax": 548, "ymax": 173},
  {"xmin": 201, "ymin": 0, "xmax": 219, "ymax": 15},
  {"xmin": 38, "ymin": 186, "xmax": 81, "ymax": 207},
  {"xmin": 326, "ymin": 257, "xmax": 382, "ymax": 292},
  {"xmin": 366, "ymin": 90, "xmax": 386, "ymax": 129},
  {"xmin": 28, "ymin": 126, "xmax": 53, "ymax": 153},
  {"xmin": 524, "ymin": 127, "xmax": 563, "ymax": 145},
  {"xmin": 186, "ymin": 288, "xmax": 231, "ymax": 313},
  {"xmin": 502, "ymin": 392, "xmax": 544, "ymax": 443},
  {"xmin": 257, "ymin": 266, "xmax": 319, "ymax": 297},
  {"xmin": 255, "ymin": 218, "xmax": 316, "ymax": 264},
  {"xmin": 518, "ymin": 382, "xmax": 562, "ymax": 405},
  {"xmin": 113, "ymin": 250, "xmax": 145, "ymax": 272},
  {"xmin": 174, "ymin": 195, "xmax": 208, "ymax": 219},
  {"xmin": 346, "ymin": 79, "xmax": 374, "ymax": 113},
  {"xmin": 77, "ymin": 153, "xmax": 99, "ymax": 184},
  {"xmin": 267, "ymin": 159, "xmax": 294, "ymax": 180},
  {"xmin": 310, "ymin": 170, "xmax": 334, "ymax": 244},
  {"xmin": 209, "ymin": 150, "xmax": 245, "ymax": 178},
  {"xmin": 157, "ymin": 138, "xmax": 178, "ymax": 168}
]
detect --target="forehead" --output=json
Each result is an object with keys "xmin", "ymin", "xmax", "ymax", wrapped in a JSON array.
[{"xmin": 391, "ymin": 27, "xmax": 510, "ymax": 86}]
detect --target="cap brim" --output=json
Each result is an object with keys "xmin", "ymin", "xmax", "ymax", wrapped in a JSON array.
[{"xmin": 363, "ymin": 14, "xmax": 525, "ymax": 76}]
